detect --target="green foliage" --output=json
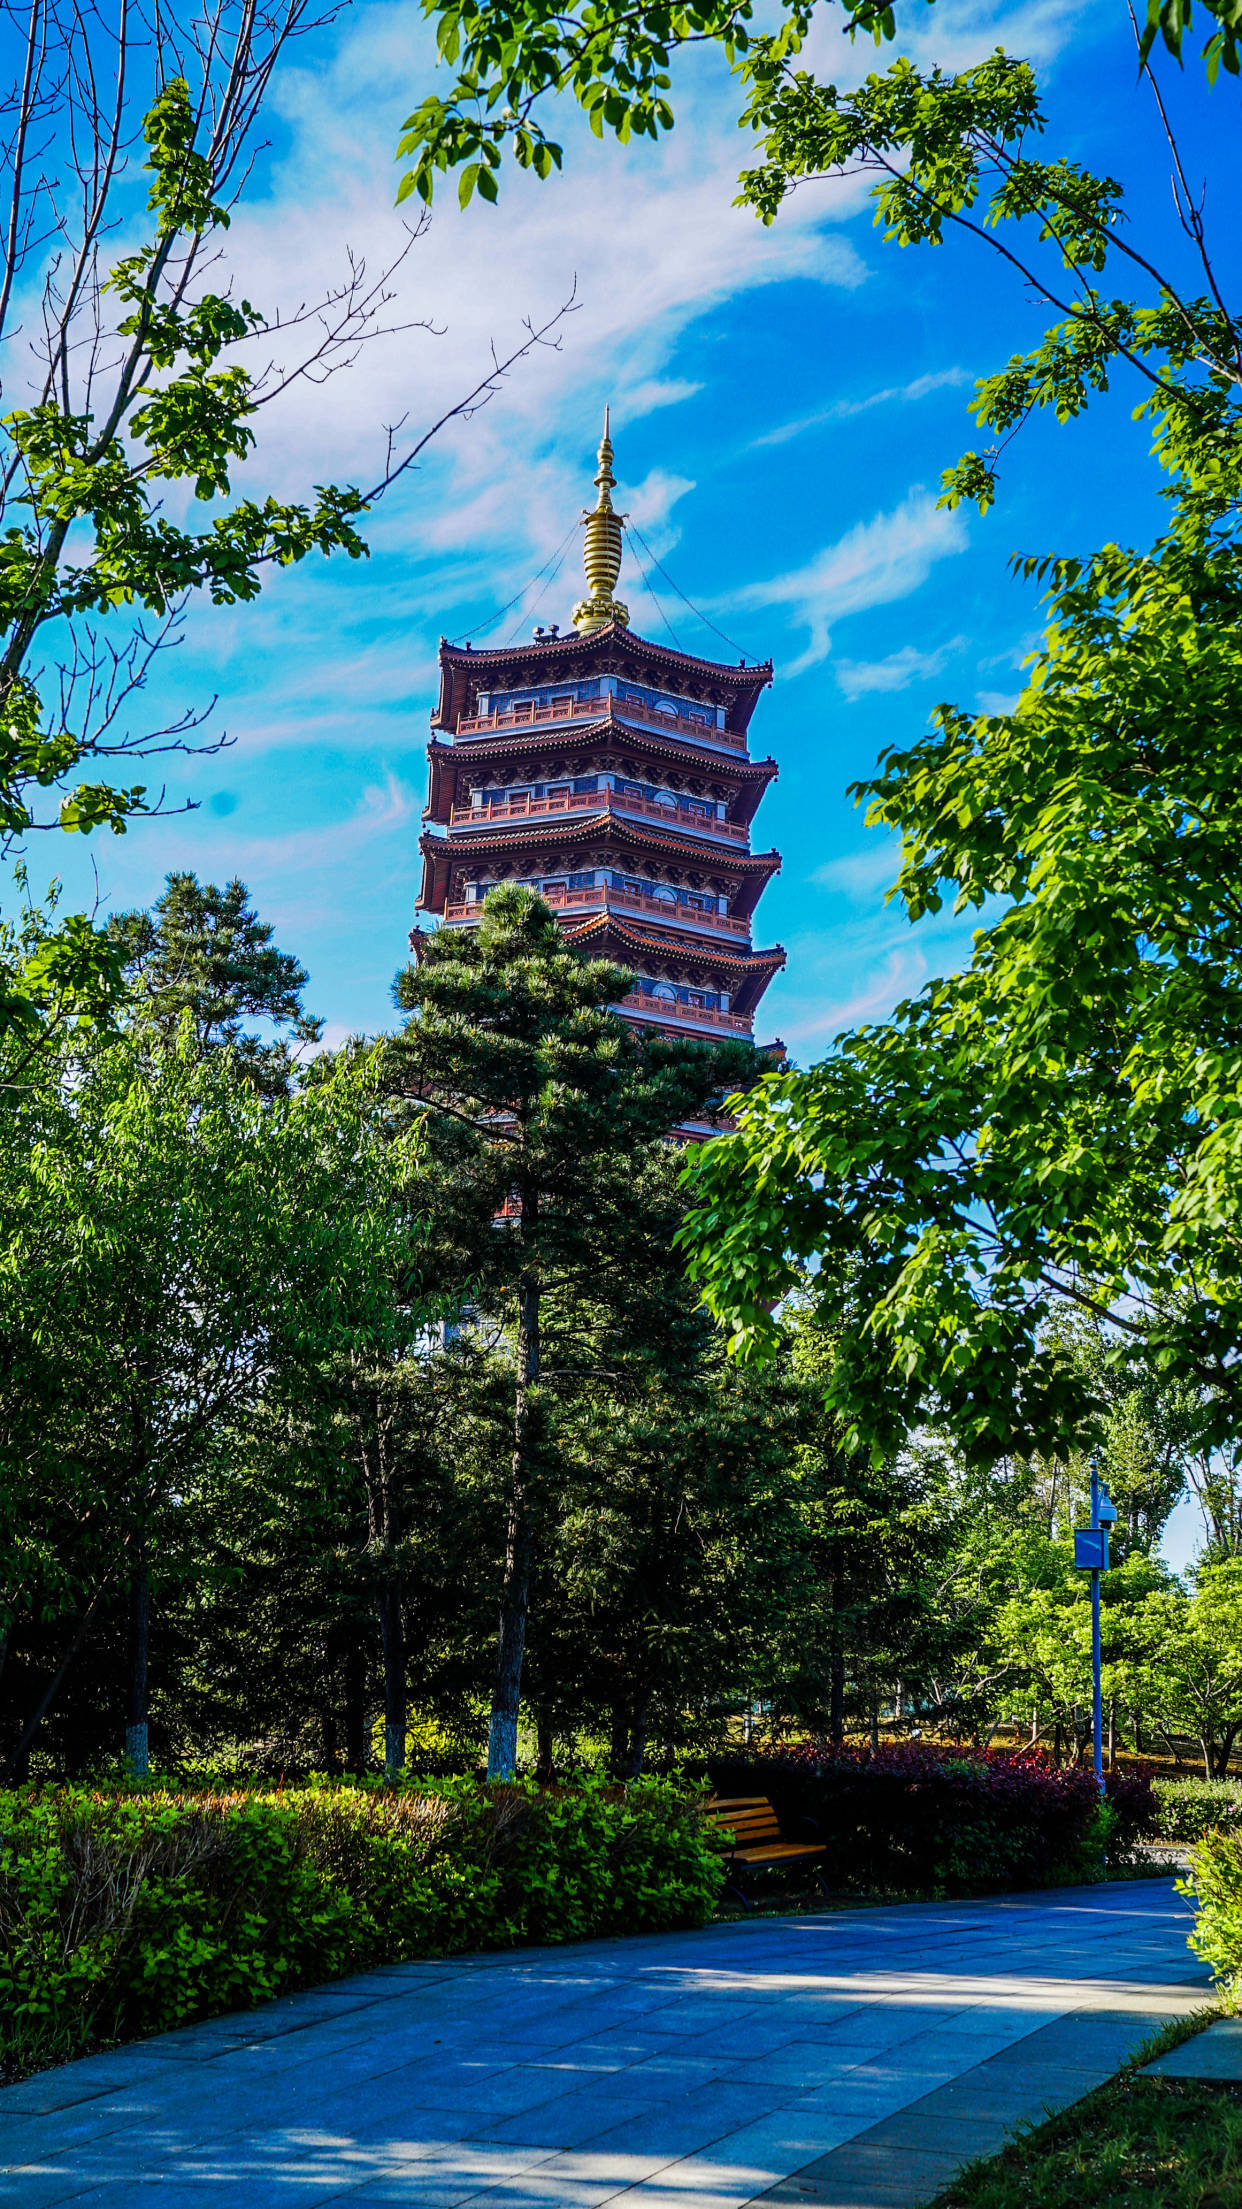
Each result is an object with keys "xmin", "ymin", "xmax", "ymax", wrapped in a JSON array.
[
  {"xmin": 109, "ymin": 872, "xmax": 324, "ymax": 1093},
  {"xmin": 1183, "ymin": 1824, "xmax": 1242, "ymax": 1995},
  {"xmin": 390, "ymin": 887, "xmax": 768, "ymax": 1778},
  {"xmin": 397, "ymin": 0, "xmax": 1239, "ymax": 226},
  {"xmin": 0, "ymin": 1011, "xmax": 423, "ymax": 1776},
  {"xmin": 682, "ymin": 520, "xmax": 1242, "ymax": 1470},
  {"xmin": 0, "ymin": 73, "xmax": 371, "ymax": 1045},
  {"xmin": 1155, "ymin": 1778, "xmax": 1242, "ymax": 1844},
  {"xmin": 0, "ymin": 1778, "xmax": 723, "ymax": 2073}
]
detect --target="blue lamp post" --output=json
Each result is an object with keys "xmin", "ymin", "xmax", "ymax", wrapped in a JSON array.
[{"xmin": 1074, "ymin": 1457, "xmax": 1119, "ymax": 1791}]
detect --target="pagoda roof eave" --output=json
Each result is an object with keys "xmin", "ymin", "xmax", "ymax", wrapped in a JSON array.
[
  {"xmin": 424, "ymin": 727, "xmax": 777, "ymax": 828},
  {"xmin": 563, "ymin": 914, "xmax": 785, "ymax": 1016},
  {"xmin": 439, "ymin": 623, "xmax": 771, "ymax": 690},
  {"xmin": 427, "ymin": 726, "xmax": 778, "ymax": 782},
  {"xmin": 435, "ymin": 623, "xmax": 773, "ymax": 737},
  {"xmin": 420, "ymin": 815, "xmax": 780, "ymax": 875},
  {"xmin": 563, "ymin": 912, "xmax": 785, "ymax": 973}
]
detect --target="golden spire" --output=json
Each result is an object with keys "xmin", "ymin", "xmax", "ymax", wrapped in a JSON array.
[{"xmin": 572, "ymin": 405, "xmax": 629, "ymax": 636}]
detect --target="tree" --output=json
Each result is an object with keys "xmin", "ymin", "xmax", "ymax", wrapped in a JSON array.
[
  {"xmin": 394, "ymin": 0, "xmax": 1242, "ymax": 1474},
  {"xmin": 681, "ymin": 508, "xmax": 1242, "ymax": 1468},
  {"xmin": 777, "ymin": 1305, "xmax": 961, "ymax": 1745},
  {"xmin": 0, "ymin": 1022, "xmax": 420, "ymax": 1780},
  {"xmin": 662, "ymin": 48, "xmax": 1242, "ymax": 1469},
  {"xmin": 110, "ymin": 873, "xmax": 323, "ymax": 1093},
  {"xmin": 0, "ymin": 1, "xmax": 567, "ymax": 1048},
  {"xmin": 164, "ymin": 1343, "xmax": 507, "ymax": 1777},
  {"xmin": 396, "ymin": 0, "xmax": 1237, "ymax": 222},
  {"xmin": 1122, "ymin": 1559, "xmax": 1242, "ymax": 1779},
  {"xmin": 390, "ymin": 885, "xmax": 764, "ymax": 1778}
]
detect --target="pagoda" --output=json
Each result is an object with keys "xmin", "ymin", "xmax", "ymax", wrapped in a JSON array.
[{"xmin": 414, "ymin": 413, "xmax": 785, "ymax": 1051}]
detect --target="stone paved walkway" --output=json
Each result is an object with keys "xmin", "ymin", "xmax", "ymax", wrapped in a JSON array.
[{"xmin": 0, "ymin": 1879, "xmax": 1211, "ymax": 2209}]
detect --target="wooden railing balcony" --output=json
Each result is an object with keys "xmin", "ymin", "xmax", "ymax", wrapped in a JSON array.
[
  {"xmin": 449, "ymin": 789, "xmax": 748, "ymax": 842},
  {"xmin": 454, "ymin": 693, "xmax": 747, "ymax": 753},
  {"xmin": 617, "ymin": 993, "xmax": 753, "ymax": 1036},
  {"xmin": 441, "ymin": 884, "xmax": 752, "ymax": 941}
]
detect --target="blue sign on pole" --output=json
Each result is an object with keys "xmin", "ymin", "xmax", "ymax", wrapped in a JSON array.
[{"xmin": 1074, "ymin": 1528, "xmax": 1110, "ymax": 1572}]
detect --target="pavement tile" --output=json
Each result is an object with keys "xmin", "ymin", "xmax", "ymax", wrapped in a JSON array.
[
  {"xmin": 0, "ymin": 1880, "xmax": 1205, "ymax": 2209},
  {"xmin": 753, "ymin": 2144, "xmax": 965, "ymax": 2206},
  {"xmin": 1143, "ymin": 2018, "xmax": 1242, "ymax": 2080},
  {"xmin": 473, "ymin": 2086, "xmax": 675, "ymax": 2151},
  {"xmin": 712, "ymin": 2044, "xmax": 868, "ymax": 2092},
  {"xmin": 851, "ymin": 2108, "xmax": 1024, "ymax": 2158}
]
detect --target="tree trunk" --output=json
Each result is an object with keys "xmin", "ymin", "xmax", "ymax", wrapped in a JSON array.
[
  {"xmin": 319, "ymin": 1696, "xmax": 339, "ymax": 1774},
  {"xmin": 1158, "ymin": 1724, "xmax": 1183, "ymax": 1770},
  {"xmin": 1134, "ymin": 1710, "xmax": 1144, "ymax": 1755},
  {"xmin": 609, "ymin": 1700, "xmax": 630, "ymax": 1781},
  {"xmin": 126, "ymin": 1562, "xmax": 150, "ymax": 1777},
  {"xmin": 377, "ymin": 1579, "xmax": 406, "ymax": 1782},
  {"xmin": 535, "ymin": 1711, "xmax": 555, "ymax": 1785},
  {"xmin": 627, "ymin": 1696, "xmax": 650, "ymax": 1780},
  {"xmin": 488, "ymin": 1260, "xmax": 538, "ymax": 1781},
  {"xmin": 0, "ymin": 1569, "xmax": 117, "ymax": 1786},
  {"xmin": 344, "ymin": 1638, "xmax": 368, "ymax": 1772},
  {"xmin": 1217, "ymin": 1724, "xmax": 1239, "ymax": 1779},
  {"xmin": 1201, "ymin": 1735, "xmax": 1214, "ymax": 1783},
  {"xmin": 829, "ymin": 1574, "xmax": 845, "ymax": 1751},
  {"xmin": 869, "ymin": 1699, "xmax": 880, "ymax": 1755}
]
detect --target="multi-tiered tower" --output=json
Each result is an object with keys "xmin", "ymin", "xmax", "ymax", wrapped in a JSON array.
[{"xmin": 414, "ymin": 415, "xmax": 785, "ymax": 1049}]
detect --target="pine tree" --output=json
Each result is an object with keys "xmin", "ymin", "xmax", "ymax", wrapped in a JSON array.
[
  {"xmin": 110, "ymin": 873, "xmax": 322, "ymax": 1091},
  {"xmin": 391, "ymin": 885, "xmax": 759, "ymax": 1778}
]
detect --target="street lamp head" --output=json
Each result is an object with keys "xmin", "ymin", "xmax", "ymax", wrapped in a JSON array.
[{"xmin": 1097, "ymin": 1487, "xmax": 1119, "ymax": 1527}]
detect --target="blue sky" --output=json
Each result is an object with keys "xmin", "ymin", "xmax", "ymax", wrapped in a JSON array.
[
  {"xmin": 32, "ymin": 0, "xmax": 1241, "ymax": 1557},
  {"xmin": 41, "ymin": 0, "xmax": 1239, "ymax": 1053}
]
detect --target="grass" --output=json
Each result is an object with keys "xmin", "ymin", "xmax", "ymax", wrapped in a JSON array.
[{"xmin": 930, "ymin": 2010, "xmax": 1238, "ymax": 2209}]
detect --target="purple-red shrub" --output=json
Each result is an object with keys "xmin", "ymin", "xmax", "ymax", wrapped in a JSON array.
[
  {"xmin": 1104, "ymin": 1764, "xmax": 1159, "ymax": 1851},
  {"xmin": 707, "ymin": 1742, "xmax": 1151, "ymax": 1896}
]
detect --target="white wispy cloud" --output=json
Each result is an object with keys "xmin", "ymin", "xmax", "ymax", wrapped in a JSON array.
[
  {"xmin": 221, "ymin": 11, "xmax": 871, "ymax": 533},
  {"xmin": 834, "ymin": 634, "xmax": 967, "ymax": 699},
  {"xmin": 811, "ymin": 840, "xmax": 904, "ymax": 900},
  {"xmin": 731, "ymin": 493, "xmax": 970, "ymax": 676},
  {"xmin": 754, "ymin": 370, "xmax": 974, "ymax": 452}
]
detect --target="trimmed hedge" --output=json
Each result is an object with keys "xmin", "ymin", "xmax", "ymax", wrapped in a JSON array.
[
  {"xmin": 1156, "ymin": 1778, "xmax": 1242, "ymax": 1844},
  {"xmin": 708, "ymin": 1744, "xmax": 1155, "ymax": 1897},
  {"xmin": 0, "ymin": 1776, "xmax": 722, "ymax": 2076},
  {"xmin": 1183, "ymin": 1826, "xmax": 1242, "ymax": 1996}
]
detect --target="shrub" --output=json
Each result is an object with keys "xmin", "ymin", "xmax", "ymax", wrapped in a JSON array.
[
  {"xmin": 1182, "ymin": 1826, "xmax": 1242, "ymax": 1998},
  {"xmin": 0, "ymin": 1776, "xmax": 722, "ymax": 2076},
  {"xmin": 1106, "ymin": 1766, "xmax": 1161, "ymax": 1853},
  {"xmin": 1155, "ymin": 1778, "xmax": 1242, "ymax": 1845},
  {"xmin": 707, "ymin": 1744, "xmax": 1152, "ymax": 1897}
]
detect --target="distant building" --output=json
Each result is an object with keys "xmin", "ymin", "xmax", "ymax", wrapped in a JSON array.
[{"xmin": 413, "ymin": 413, "xmax": 785, "ymax": 1054}]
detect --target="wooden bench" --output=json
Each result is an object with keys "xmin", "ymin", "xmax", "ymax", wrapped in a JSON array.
[{"xmin": 705, "ymin": 1794, "xmax": 830, "ymax": 1909}]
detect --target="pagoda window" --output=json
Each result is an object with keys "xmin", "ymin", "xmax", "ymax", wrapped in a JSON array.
[
  {"xmin": 608, "ymin": 775, "xmax": 726, "ymax": 819},
  {"xmin": 632, "ymin": 979, "xmax": 724, "ymax": 1011},
  {"xmin": 612, "ymin": 681, "xmax": 725, "ymax": 729},
  {"xmin": 485, "ymin": 678, "xmax": 607, "ymax": 714}
]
